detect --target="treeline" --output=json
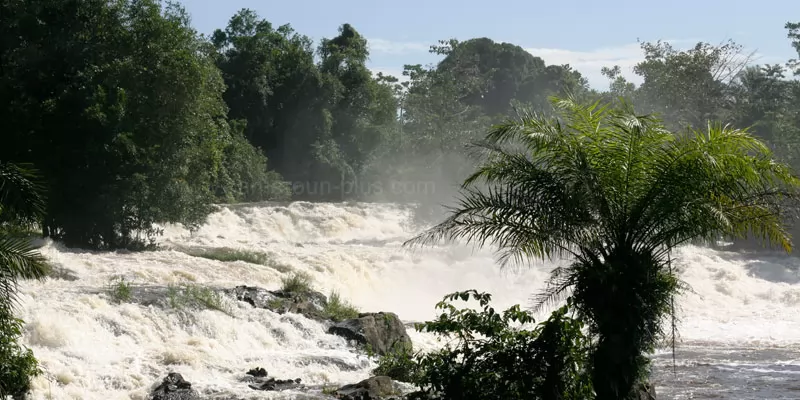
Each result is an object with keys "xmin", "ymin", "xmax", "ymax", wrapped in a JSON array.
[{"xmin": 3, "ymin": 0, "xmax": 800, "ymax": 249}]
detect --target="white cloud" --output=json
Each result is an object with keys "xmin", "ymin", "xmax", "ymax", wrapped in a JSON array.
[
  {"xmin": 367, "ymin": 38, "xmax": 429, "ymax": 55},
  {"xmin": 369, "ymin": 66, "xmax": 410, "ymax": 83},
  {"xmin": 525, "ymin": 43, "xmax": 645, "ymax": 89},
  {"xmin": 525, "ymin": 39, "xmax": 767, "ymax": 90},
  {"xmin": 367, "ymin": 38, "xmax": 768, "ymax": 90}
]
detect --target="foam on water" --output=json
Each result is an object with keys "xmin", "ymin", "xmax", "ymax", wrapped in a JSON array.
[{"xmin": 14, "ymin": 202, "xmax": 800, "ymax": 399}]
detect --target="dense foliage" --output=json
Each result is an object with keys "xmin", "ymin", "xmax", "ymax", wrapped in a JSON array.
[
  {"xmin": 4, "ymin": 2, "xmax": 800, "ymax": 397},
  {"xmin": 408, "ymin": 97, "xmax": 800, "ymax": 398},
  {"xmin": 0, "ymin": 163, "xmax": 48, "ymax": 397},
  {"xmin": 374, "ymin": 290, "xmax": 593, "ymax": 400}
]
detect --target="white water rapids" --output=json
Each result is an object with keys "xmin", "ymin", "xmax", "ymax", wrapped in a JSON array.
[{"xmin": 14, "ymin": 202, "xmax": 800, "ymax": 399}]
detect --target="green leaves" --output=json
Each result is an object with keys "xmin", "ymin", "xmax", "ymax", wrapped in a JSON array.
[
  {"xmin": 0, "ymin": 163, "xmax": 46, "ymax": 227},
  {"xmin": 0, "ymin": 163, "xmax": 47, "ymax": 398},
  {"xmin": 407, "ymin": 96, "xmax": 800, "ymax": 399},
  {"xmin": 375, "ymin": 290, "xmax": 592, "ymax": 400}
]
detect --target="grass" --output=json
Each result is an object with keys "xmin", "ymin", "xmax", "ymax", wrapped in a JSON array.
[
  {"xmin": 323, "ymin": 290, "xmax": 360, "ymax": 322},
  {"xmin": 107, "ymin": 276, "xmax": 132, "ymax": 303},
  {"xmin": 321, "ymin": 385, "xmax": 338, "ymax": 395},
  {"xmin": 166, "ymin": 284, "xmax": 233, "ymax": 316},
  {"xmin": 280, "ymin": 271, "xmax": 314, "ymax": 294},
  {"xmin": 183, "ymin": 247, "xmax": 294, "ymax": 273}
]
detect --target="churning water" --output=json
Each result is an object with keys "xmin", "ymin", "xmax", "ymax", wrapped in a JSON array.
[{"xmin": 14, "ymin": 202, "xmax": 800, "ymax": 399}]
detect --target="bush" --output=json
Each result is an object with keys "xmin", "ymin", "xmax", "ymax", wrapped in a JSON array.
[
  {"xmin": 0, "ymin": 313, "xmax": 41, "ymax": 398},
  {"xmin": 280, "ymin": 271, "xmax": 313, "ymax": 294},
  {"xmin": 166, "ymin": 284, "xmax": 232, "ymax": 316},
  {"xmin": 323, "ymin": 290, "xmax": 360, "ymax": 322},
  {"xmin": 374, "ymin": 290, "xmax": 594, "ymax": 400}
]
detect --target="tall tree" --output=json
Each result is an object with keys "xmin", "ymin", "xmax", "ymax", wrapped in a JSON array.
[
  {"xmin": 408, "ymin": 97, "xmax": 800, "ymax": 399},
  {"xmin": 212, "ymin": 9, "xmax": 326, "ymax": 184},
  {"xmin": 0, "ymin": 0, "xmax": 280, "ymax": 248},
  {"xmin": 313, "ymin": 23, "xmax": 398, "ymax": 199}
]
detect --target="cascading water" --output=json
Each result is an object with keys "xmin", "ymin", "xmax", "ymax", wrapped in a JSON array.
[{"xmin": 14, "ymin": 202, "xmax": 800, "ymax": 399}]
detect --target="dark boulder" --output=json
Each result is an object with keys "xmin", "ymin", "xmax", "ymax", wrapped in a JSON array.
[
  {"xmin": 246, "ymin": 367, "xmax": 268, "ymax": 378},
  {"xmin": 149, "ymin": 373, "xmax": 199, "ymax": 400},
  {"xmin": 227, "ymin": 285, "xmax": 328, "ymax": 322},
  {"xmin": 248, "ymin": 377, "xmax": 303, "ymax": 391},
  {"xmin": 335, "ymin": 376, "xmax": 400, "ymax": 400},
  {"xmin": 328, "ymin": 312, "xmax": 412, "ymax": 356},
  {"xmin": 239, "ymin": 367, "xmax": 303, "ymax": 392}
]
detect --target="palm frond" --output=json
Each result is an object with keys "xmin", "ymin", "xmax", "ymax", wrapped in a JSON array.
[
  {"xmin": 0, "ymin": 162, "xmax": 47, "ymax": 225},
  {"xmin": 0, "ymin": 236, "xmax": 49, "ymax": 309}
]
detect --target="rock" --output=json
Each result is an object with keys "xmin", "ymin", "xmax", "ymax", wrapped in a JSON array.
[
  {"xmin": 149, "ymin": 373, "xmax": 199, "ymax": 400},
  {"xmin": 632, "ymin": 381, "xmax": 657, "ymax": 400},
  {"xmin": 246, "ymin": 367, "xmax": 268, "ymax": 378},
  {"xmin": 239, "ymin": 367, "xmax": 303, "ymax": 392},
  {"xmin": 248, "ymin": 377, "xmax": 303, "ymax": 391},
  {"xmin": 227, "ymin": 285, "xmax": 329, "ymax": 322},
  {"xmin": 328, "ymin": 312, "xmax": 412, "ymax": 356},
  {"xmin": 335, "ymin": 376, "xmax": 400, "ymax": 400}
]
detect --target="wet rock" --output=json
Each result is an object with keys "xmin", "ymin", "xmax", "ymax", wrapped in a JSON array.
[
  {"xmin": 246, "ymin": 367, "xmax": 268, "ymax": 378},
  {"xmin": 328, "ymin": 312, "xmax": 412, "ymax": 356},
  {"xmin": 47, "ymin": 265, "xmax": 79, "ymax": 281},
  {"xmin": 248, "ymin": 377, "xmax": 303, "ymax": 391},
  {"xmin": 149, "ymin": 373, "xmax": 199, "ymax": 400},
  {"xmin": 335, "ymin": 376, "xmax": 400, "ymax": 400},
  {"xmin": 238, "ymin": 367, "xmax": 304, "ymax": 392},
  {"xmin": 227, "ymin": 285, "xmax": 329, "ymax": 322}
]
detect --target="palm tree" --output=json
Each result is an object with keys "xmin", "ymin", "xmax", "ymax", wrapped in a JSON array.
[
  {"xmin": 406, "ymin": 97, "xmax": 800, "ymax": 399},
  {"xmin": 0, "ymin": 162, "xmax": 48, "ymax": 398},
  {"xmin": 0, "ymin": 162, "xmax": 49, "ymax": 312}
]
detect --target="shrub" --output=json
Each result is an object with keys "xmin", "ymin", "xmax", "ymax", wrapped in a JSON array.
[
  {"xmin": 0, "ymin": 313, "xmax": 41, "ymax": 398},
  {"xmin": 108, "ymin": 276, "xmax": 132, "ymax": 303},
  {"xmin": 166, "ymin": 284, "xmax": 233, "ymax": 316},
  {"xmin": 323, "ymin": 290, "xmax": 360, "ymax": 322},
  {"xmin": 280, "ymin": 271, "xmax": 313, "ymax": 294},
  {"xmin": 374, "ymin": 290, "xmax": 594, "ymax": 400}
]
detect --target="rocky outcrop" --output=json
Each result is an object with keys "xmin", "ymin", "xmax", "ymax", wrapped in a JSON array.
[
  {"xmin": 242, "ymin": 367, "xmax": 304, "ymax": 392},
  {"xmin": 149, "ymin": 373, "xmax": 199, "ymax": 400},
  {"xmin": 335, "ymin": 376, "xmax": 401, "ymax": 400},
  {"xmin": 227, "ymin": 285, "xmax": 329, "ymax": 322},
  {"xmin": 328, "ymin": 312, "xmax": 412, "ymax": 356}
]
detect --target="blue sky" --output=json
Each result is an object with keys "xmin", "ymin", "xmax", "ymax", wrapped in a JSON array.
[{"xmin": 179, "ymin": 0, "xmax": 800, "ymax": 89}]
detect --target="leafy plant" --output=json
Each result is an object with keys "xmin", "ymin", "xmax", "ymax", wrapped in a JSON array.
[
  {"xmin": 0, "ymin": 312, "xmax": 42, "ymax": 399},
  {"xmin": 323, "ymin": 290, "xmax": 360, "ymax": 322},
  {"xmin": 374, "ymin": 290, "xmax": 593, "ymax": 400},
  {"xmin": 0, "ymin": 163, "xmax": 47, "ymax": 399},
  {"xmin": 108, "ymin": 276, "xmax": 132, "ymax": 303},
  {"xmin": 407, "ymin": 97, "xmax": 800, "ymax": 399},
  {"xmin": 280, "ymin": 271, "xmax": 313, "ymax": 294},
  {"xmin": 166, "ymin": 284, "xmax": 232, "ymax": 316}
]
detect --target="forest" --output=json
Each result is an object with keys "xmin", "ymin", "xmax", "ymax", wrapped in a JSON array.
[
  {"xmin": 3, "ymin": 1, "xmax": 800, "ymax": 250},
  {"xmin": 3, "ymin": 0, "xmax": 800, "ymax": 398}
]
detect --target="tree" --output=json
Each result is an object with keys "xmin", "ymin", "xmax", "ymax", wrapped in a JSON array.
[
  {"xmin": 0, "ymin": 0, "xmax": 282, "ymax": 248},
  {"xmin": 314, "ymin": 23, "xmax": 399, "ymax": 200},
  {"xmin": 0, "ymin": 162, "xmax": 48, "ymax": 397},
  {"xmin": 407, "ymin": 97, "xmax": 800, "ymax": 399},
  {"xmin": 212, "ymin": 9, "xmax": 326, "ymax": 185},
  {"xmin": 600, "ymin": 40, "xmax": 753, "ymax": 131}
]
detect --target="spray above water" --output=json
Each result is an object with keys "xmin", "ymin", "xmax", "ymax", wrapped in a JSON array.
[{"xmin": 14, "ymin": 202, "xmax": 800, "ymax": 399}]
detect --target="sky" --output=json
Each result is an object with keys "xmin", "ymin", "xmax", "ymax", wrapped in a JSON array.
[{"xmin": 179, "ymin": 0, "xmax": 800, "ymax": 89}]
